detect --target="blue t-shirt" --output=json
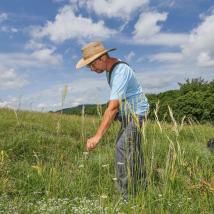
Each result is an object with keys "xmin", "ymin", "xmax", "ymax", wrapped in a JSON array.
[{"xmin": 106, "ymin": 63, "xmax": 149, "ymax": 117}]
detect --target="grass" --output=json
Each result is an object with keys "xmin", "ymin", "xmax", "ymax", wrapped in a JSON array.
[{"xmin": 0, "ymin": 107, "xmax": 213, "ymax": 213}]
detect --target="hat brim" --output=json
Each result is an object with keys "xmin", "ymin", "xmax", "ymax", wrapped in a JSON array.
[{"xmin": 76, "ymin": 48, "xmax": 116, "ymax": 69}]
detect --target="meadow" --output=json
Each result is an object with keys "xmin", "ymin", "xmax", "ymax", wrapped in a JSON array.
[{"xmin": 0, "ymin": 107, "xmax": 213, "ymax": 213}]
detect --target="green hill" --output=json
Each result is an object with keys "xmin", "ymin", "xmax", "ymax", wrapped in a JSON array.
[{"xmin": 55, "ymin": 103, "xmax": 107, "ymax": 116}]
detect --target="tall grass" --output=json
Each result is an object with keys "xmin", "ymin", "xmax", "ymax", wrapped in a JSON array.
[{"xmin": 0, "ymin": 106, "xmax": 213, "ymax": 213}]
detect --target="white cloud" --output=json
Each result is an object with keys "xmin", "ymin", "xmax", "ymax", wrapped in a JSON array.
[
  {"xmin": 37, "ymin": 103, "xmax": 46, "ymax": 109},
  {"xmin": 149, "ymin": 52, "xmax": 183, "ymax": 62},
  {"xmin": 0, "ymin": 97, "xmax": 23, "ymax": 109},
  {"xmin": 133, "ymin": 11, "xmax": 188, "ymax": 46},
  {"xmin": 140, "ymin": 73, "xmax": 176, "ymax": 89},
  {"xmin": 143, "ymin": 9, "xmax": 214, "ymax": 67},
  {"xmin": 32, "ymin": 5, "xmax": 116, "ymax": 43},
  {"xmin": 0, "ymin": 67, "xmax": 28, "ymax": 90},
  {"xmin": 0, "ymin": 101, "xmax": 10, "ymax": 108},
  {"xmin": 18, "ymin": 75, "xmax": 110, "ymax": 111},
  {"xmin": 31, "ymin": 48, "xmax": 63, "ymax": 65},
  {"xmin": 25, "ymin": 40, "xmax": 46, "ymax": 50},
  {"xmin": 0, "ymin": 26, "xmax": 18, "ymax": 33},
  {"xmin": 125, "ymin": 51, "xmax": 136, "ymax": 62},
  {"xmin": 142, "ymin": 33, "xmax": 188, "ymax": 46},
  {"xmin": 0, "ymin": 13, "xmax": 17, "ymax": 34},
  {"xmin": 84, "ymin": 0, "xmax": 149, "ymax": 19},
  {"xmin": 182, "ymin": 9, "xmax": 214, "ymax": 67},
  {"xmin": 153, "ymin": 0, "xmax": 176, "ymax": 9},
  {"xmin": 0, "ymin": 49, "xmax": 63, "ymax": 69},
  {"xmin": 197, "ymin": 52, "xmax": 214, "ymax": 67},
  {"xmin": 0, "ymin": 12, "xmax": 8, "ymax": 23},
  {"xmin": 136, "ymin": 62, "xmax": 210, "ymax": 93},
  {"xmin": 134, "ymin": 12, "xmax": 168, "ymax": 39},
  {"xmin": 131, "ymin": 33, "xmax": 188, "ymax": 46}
]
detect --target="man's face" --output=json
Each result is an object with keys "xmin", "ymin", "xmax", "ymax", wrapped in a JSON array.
[{"xmin": 87, "ymin": 57, "xmax": 105, "ymax": 73}]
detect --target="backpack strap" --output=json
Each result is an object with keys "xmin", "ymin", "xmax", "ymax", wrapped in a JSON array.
[{"xmin": 108, "ymin": 61, "xmax": 129, "ymax": 85}]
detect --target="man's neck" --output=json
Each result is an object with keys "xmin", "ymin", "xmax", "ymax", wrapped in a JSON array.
[{"xmin": 106, "ymin": 58, "xmax": 118, "ymax": 72}]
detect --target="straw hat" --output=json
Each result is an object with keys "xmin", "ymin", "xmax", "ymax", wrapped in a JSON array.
[{"xmin": 76, "ymin": 41, "xmax": 116, "ymax": 69}]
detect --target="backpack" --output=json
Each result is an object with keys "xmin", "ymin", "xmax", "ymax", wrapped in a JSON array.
[
  {"xmin": 107, "ymin": 61, "xmax": 129, "ymax": 121},
  {"xmin": 107, "ymin": 61, "xmax": 129, "ymax": 85}
]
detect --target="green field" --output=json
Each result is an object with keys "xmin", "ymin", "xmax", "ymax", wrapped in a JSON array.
[{"xmin": 0, "ymin": 108, "xmax": 213, "ymax": 213}]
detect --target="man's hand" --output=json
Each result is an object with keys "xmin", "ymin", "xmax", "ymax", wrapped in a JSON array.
[
  {"xmin": 86, "ymin": 135, "xmax": 101, "ymax": 151},
  {"xmin": 86, "ymin": 100, "xmax": 119, "ymax": 152}
]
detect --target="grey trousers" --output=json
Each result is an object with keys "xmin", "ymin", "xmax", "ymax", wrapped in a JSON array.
[{"xmin": 115, "ymin": 118, "xmax": 146, "ymax": 200}]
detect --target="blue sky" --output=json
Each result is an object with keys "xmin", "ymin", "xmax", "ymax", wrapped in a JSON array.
[{"xmin": 0, "ymin": 0, "xmax": 214, "ymax": 111}]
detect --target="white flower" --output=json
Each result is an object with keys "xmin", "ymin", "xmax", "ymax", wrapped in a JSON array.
[{"xmin": 100, "ymin": 194, "xmax": 108, "ymax": 199}]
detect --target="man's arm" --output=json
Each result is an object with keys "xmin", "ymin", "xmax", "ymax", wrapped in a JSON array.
[{"xmin": 86, "ymin": 100, "xmax": 119, "ymax": 151}]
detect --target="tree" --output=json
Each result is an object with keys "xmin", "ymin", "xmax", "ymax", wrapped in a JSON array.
[{"xmin": 178, "ymin": 77, "xmax": 208, "ymax": 95}]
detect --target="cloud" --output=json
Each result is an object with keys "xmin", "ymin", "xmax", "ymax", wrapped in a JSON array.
[
  {"xmin": 149, "ymin": 52, "xmax": 183, "ymax": 62},
  {"xmin": 0, "ymin": 12, "xmax": 8, "ymax": 23},
  {"xmin": 0, "ymin": 13, "xmax": 17, "ymax": 34},
  {"xmin": 153, "ymin": 0, "xmax": 176, "ymax": 9},
  {"xmin": 24, "ymin": 39, "xmax": 46, "ymax": 50},
  {"xmin": 32, "ymin": 5, "xmax": 116, "ymax": 43},
  {"xmin": 133, "ymin": 11, "xmax": 188, "ymax": 46},
  {"xmin": 0, "ymin": 67, "xmax": 29, "ymax": 90},
  {"xmin": 84, "ymin": 0, "xmax": 149, "ymax": 19},
  {"xmin": 136, "ymin": 62, "xmax": 209, "ymax": 93},
  {"xmin": 140, "ymin": 73, "xmax": 176, "ymax": 89},
  {"xmin": 140, "ymin": 32, "xmax": 188, "ymax": 46},
  {"xmin": 0, "ymin": 48, "xmax": 63, "ymax": 69},
  {"xmin": 182, "ymin": 9, "xmax": 214, "ymax": 67},
  {"xmin": 0, "ymin": 100, "xmax": 10, "ymax": 108},
  {"xmin": 125, "ymin": 51, "xmax": 136, "ymax": 62},
  {"xmin": 197, "ymin": 52, "xmax": 214, "ymax": 67},
  {"xmin": 0, "ymin": 26, "xmax": 18, "ymax": 33},
  {"xmin": 142, "ymin": 9, "xmax": 214, "ymax": 67},
  {"xmin": 31, "ymin": 48, "xmax": 63, "ymax": 65},
  {"xmin": 134, "ymin": 11, "xmax": 168, "ymax": 39},
  {"xmin": 15, "ymin": 75, "xmax": 111, "ymax": 111},
  {"xmin": 0, "ymin": 97, "xmax": 23, "ymax": 109}
]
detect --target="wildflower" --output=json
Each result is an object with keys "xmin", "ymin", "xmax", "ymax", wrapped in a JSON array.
[
  {"xmin": 100, "ymin": 194, "xmax": 108, "ymax": 199},
  {"xmin": 102, "ymin": 164, "xmax": 109, "ymax": 168}
]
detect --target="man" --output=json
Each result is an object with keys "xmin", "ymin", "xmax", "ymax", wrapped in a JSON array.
[{"xmin": 76, "ymin": 41, "xmax": 149, "ymax": 201}]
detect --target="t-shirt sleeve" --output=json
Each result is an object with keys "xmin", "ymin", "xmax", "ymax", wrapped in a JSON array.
[{"xmin": 109, "ymin": 65, "xmax": 130, "ymax": 100}]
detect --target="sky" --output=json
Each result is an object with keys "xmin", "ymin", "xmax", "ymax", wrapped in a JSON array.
[{"xmin": 0, "ymin": 0, "xmax": 214, "ymax": 111}]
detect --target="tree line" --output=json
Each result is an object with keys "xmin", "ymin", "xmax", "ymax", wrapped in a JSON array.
[{"xmin": 57, "ymin": 78, "xmax": 214, "ymax": 123}]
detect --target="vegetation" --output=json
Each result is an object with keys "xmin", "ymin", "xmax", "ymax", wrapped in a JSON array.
[
  {"xmin": 148, "ymin": 78, "xmax": 214, "ymax": 123},
  {"xmin": 0, "ymin": 107, "xmax": 213, "ymax": 213},
  {"xmin": 59, "ymin": 78, "xmax": 214, "ymax": 123}
]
